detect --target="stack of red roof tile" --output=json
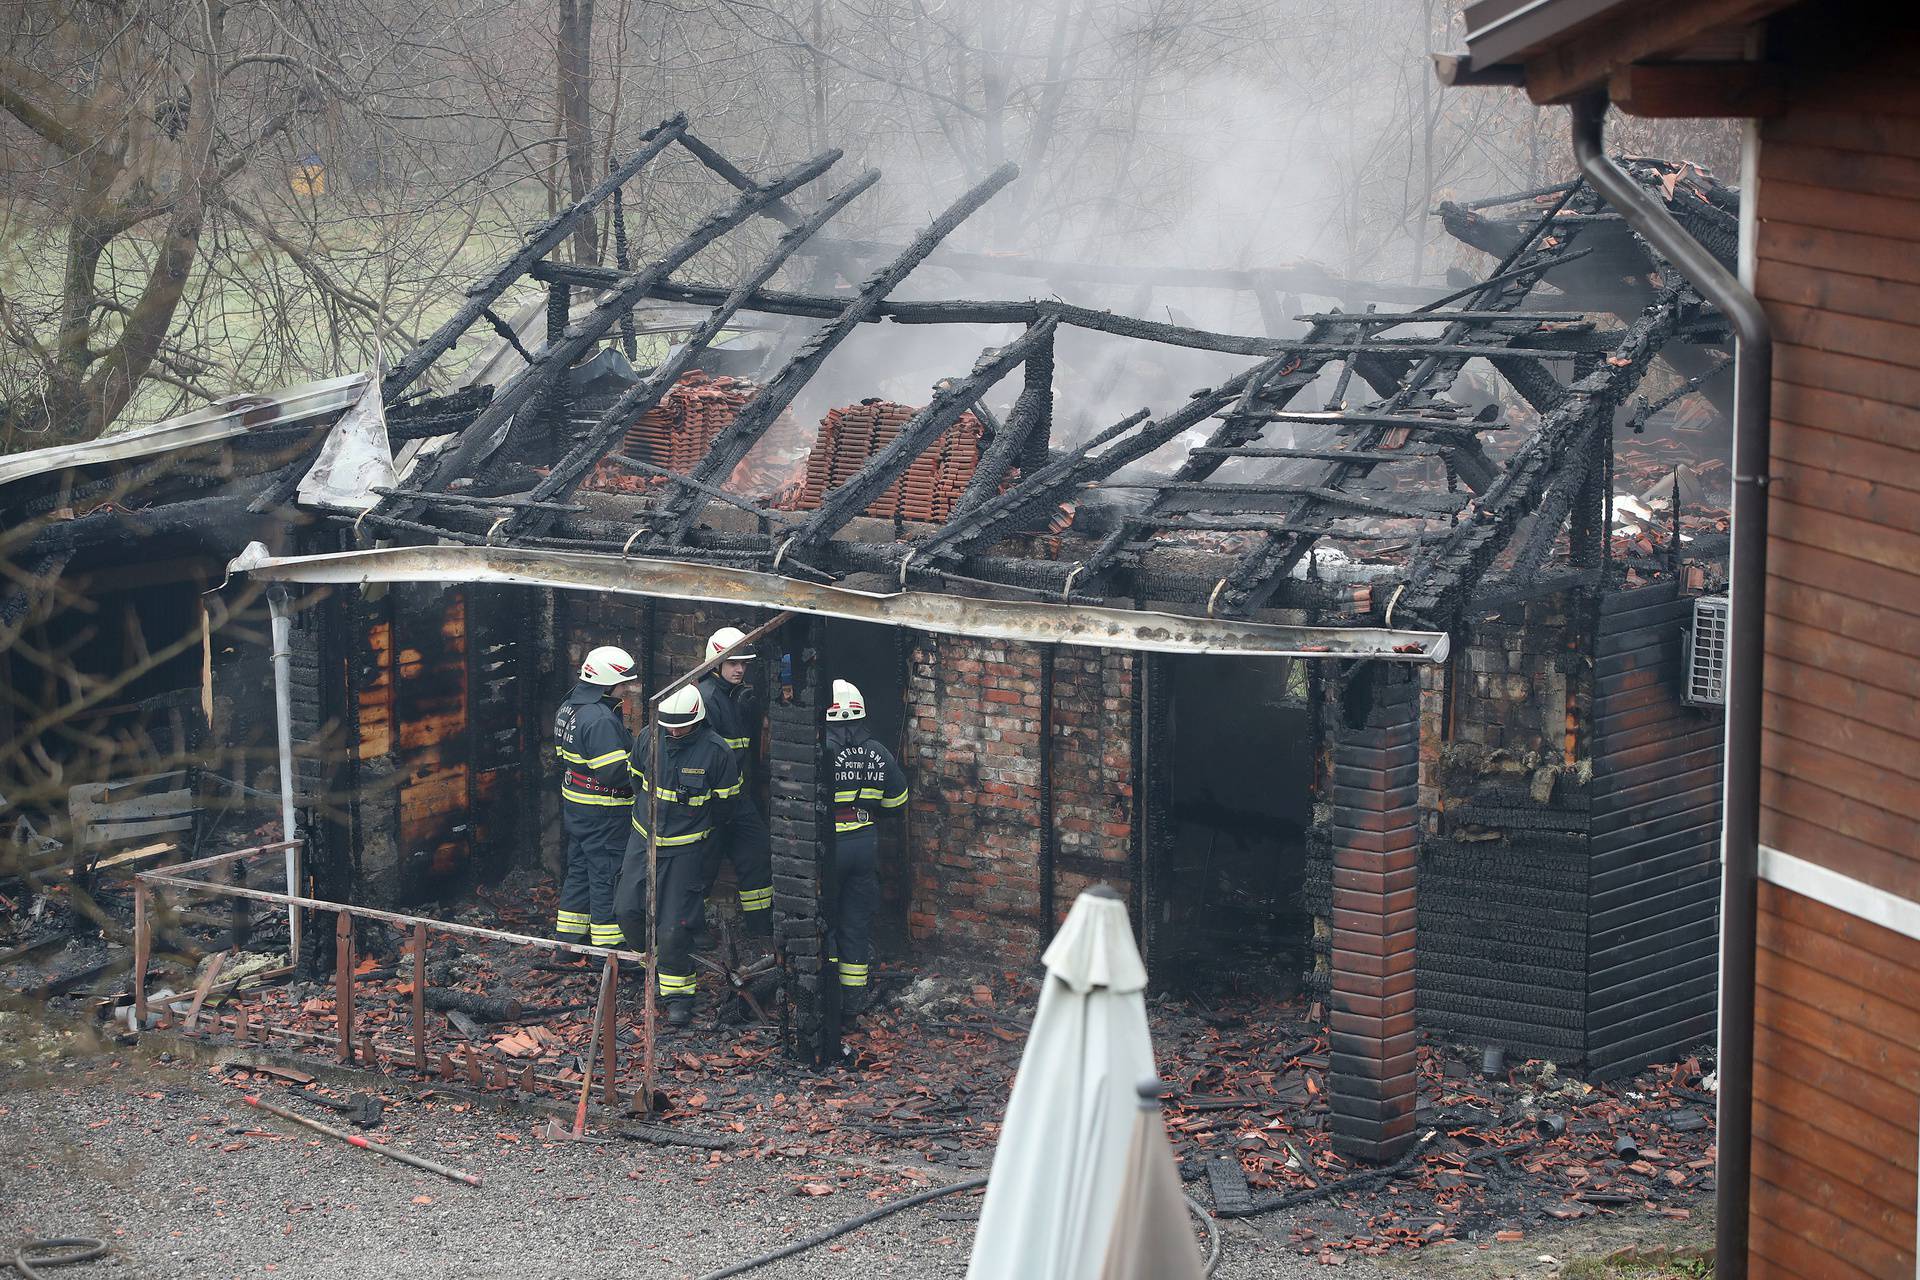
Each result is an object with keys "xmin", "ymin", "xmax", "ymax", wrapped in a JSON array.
[
  {"xmin": 790, "ymin": 399, "xmax": 988, "ymax": 524},
  {"xmin": 624, "ymin": 370, "xmax": 756, "ymax": 474}
]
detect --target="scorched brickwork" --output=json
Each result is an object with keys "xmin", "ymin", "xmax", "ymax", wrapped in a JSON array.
[{"xmin": 904, "ymin": 635, "xmax": 1135, "ymax": 957}]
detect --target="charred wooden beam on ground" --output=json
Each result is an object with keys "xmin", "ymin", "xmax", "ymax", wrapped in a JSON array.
[{"xmin": 650, "ymin": 163, "xmax": 1019, "ymax": 545}]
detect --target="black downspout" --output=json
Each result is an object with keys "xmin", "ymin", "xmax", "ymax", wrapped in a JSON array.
[{"xmin": 1570, "ymin": 95, "xmax": 1770, "ymax": 1280}]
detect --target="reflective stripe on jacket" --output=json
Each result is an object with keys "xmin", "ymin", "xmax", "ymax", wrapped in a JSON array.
[
  {"xmin": 555, "ymin": 683, "xmax": 633, "ymax": 806},
  {"xmin": 629, "ymin": 723, "xmax": 740, "ymax": 847},
  {"xmin": 828, "ymin": 726, "xmax": 907, "ymax": 833}
]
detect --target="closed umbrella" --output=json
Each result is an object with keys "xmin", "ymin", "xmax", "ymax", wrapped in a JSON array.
[
  {"xmin": 1098, "ymin": 1078, "xmax": 1207, "ymax": 1280},
  {"xmin": 967, "ymin": 884, "xmax": 1160, "ymax": 1280}
]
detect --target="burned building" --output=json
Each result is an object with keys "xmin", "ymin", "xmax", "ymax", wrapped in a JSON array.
[{"xmin": 3, "ymin": 119, "xmax": 1734, "ymax": 1162}]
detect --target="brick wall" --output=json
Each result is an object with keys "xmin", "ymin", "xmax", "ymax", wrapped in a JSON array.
[{"xmin": 904, "ymin": 636, "xmax": 1136, "ymax": 958}]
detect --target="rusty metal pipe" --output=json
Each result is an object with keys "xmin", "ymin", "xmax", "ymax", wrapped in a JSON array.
[{"xmin": 243, "ymin": 1094, "xmax": 482, "ymax": 1186}]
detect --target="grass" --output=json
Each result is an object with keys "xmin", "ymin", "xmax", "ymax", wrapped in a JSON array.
[
  {"xmin": 1560, "ymin": 1245, "xmax": 1714, "ymax": 1279},
  {"xmin": 0, "ymin": 184, "xmax": 549, "ymax": 433}
]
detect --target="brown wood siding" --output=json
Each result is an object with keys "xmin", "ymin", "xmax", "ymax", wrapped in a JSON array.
[
  {"xmin": 1751, "ymin": 883, "xmax": 1919, "ymax": 1279},
  {"xmin": 1750, "ymin": 16, "xmax": 1920, "ymax": 1278},
  {"xmin": 1757, "ymin": 30, "xmax": 1920, "ymax": 907}
]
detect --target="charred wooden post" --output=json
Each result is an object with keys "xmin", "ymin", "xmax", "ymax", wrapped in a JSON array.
[
  {"xmin": 133, "ymin": 881, "xmax": 151, "ymax": 1026},
  {"xmin": 1327, "ymin": 663, "xmax": 1420, "ymax": 1163},
  {"xmin": 652, "ymin": 162, "xmax": 1020, "ymax": 544},
  {"xmin": 335, "ymin": 911, "xmax": 355, "ymax": 1064},
  {"xmin": 953, "ymin": 325, "xmax": 1053, "ymax": 520},
  {"xmin": 410, "ymin": 922, "xmax": 427, "ymax": 1072},
  {"xmin": 768, "ymin": 618, "xmax": 837, "ymax": 1065}
]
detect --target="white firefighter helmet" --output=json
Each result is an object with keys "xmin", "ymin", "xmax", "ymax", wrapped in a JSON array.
[
  {"xmin": 656, "ymin": 684, "xmax": 705, "ymax": 728},
  {"xmin": 707, "ymin": 625, "xmax": 757, "ymax": 662},
  {"xmin": 579, "ymin": 645, "xmax": 637, "ymax": 687},
  {"xmin": 827, "ymin": 678, "xmax": 866, "ymax": 721}
]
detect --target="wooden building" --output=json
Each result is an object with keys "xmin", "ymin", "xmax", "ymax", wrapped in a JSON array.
[{"xmin": 1446, "ymin": 4, "xmax": 1920, "ymax": 1277}]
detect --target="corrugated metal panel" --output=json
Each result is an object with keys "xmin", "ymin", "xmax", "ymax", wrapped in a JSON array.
[
  {"xmin": 0, "ymin": 373, "xmax": 367, "ymax": 489},
  {"xmin": 1585, "ymin": 580, "xmax": 1724, "ymax": 1079}
]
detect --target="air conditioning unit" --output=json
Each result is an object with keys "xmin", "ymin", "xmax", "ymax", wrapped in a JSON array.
[{"xmin": 1684, "ymin": 594, "xmax": 1730, "ymax": 707}]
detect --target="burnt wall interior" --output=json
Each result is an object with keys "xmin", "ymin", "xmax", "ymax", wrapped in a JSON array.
[
  {"xmin": 1418, "ymin": 593, "xmax": 1593, "ymax": 1061},
  {"xmin": 1408, "ymin": 585, "xmax": 1723, "ymax": 1076},
  {"xmin": 1151, "ymin": 654, "xmax": 1314, "ymax": 988},
  {"xmin": 273, "ymin": 569, "xmax": 549, "ymax": 911},
  {"xmin": 7, "ymin": 545, "xmax": 222, "ymax": 865}
]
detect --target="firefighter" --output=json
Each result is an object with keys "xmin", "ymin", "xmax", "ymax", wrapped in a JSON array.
[
  {"xmin": 826, "ymin": 678, "xmax": 908, "ymax": 1014},
  {"xmin": 614, "ymin": 684, "xmax": 741, "ymax": 1027},
  {"xmin": 553, "ymin": 645, "xmax": 637, "ymax": 948},
  {"xmin": 693, "ymin": 626, "xmax": 774, "ymax": 940}
]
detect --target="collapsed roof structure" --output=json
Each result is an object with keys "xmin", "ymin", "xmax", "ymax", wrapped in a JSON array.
[{"xmin": 223, "ymin": 117, "xmax": 1731, "ymax": 640}]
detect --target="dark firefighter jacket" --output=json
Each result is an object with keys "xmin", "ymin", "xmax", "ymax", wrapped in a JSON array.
[
  {"xmin": 628, "ymin": 724, "xmax": 742, "ymax": 849},
  {"xmin": 828, "ymin": 722, "xmax": 909, "ymax": 833},
  {"xmin": 555, "ymin": 683, "xmax": 633, "ymax": 806},
  {"xmin": 696, "ymin": 673, "xmax": 759, "ymax": 773}
]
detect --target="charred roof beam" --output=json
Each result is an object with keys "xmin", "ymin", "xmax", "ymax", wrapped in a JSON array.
[
  {"xmin": 382, "ymin": 115, "xmax": 688, "ymax": 402},
  {"xmin": 784, "ymin": 317, "xmax": 1059, "ymax": 556},
  {"xmin": 386, "ymin": 146, "xmax": 845, "ymax": 525},
  {"xmin": 502, "ymin": 167, "xmax": 880, "ymax": 541},
  {"xmin": 1214, "ymin": 181, "xmax": 1591, "ymax": 616},
  {"xmin": 649, "ymin": 162, "xmax": 1020, "ymax": 545},
  {"xmin": 1397, "ymin": 286, "xmax": 1689, "ymax": 625}
]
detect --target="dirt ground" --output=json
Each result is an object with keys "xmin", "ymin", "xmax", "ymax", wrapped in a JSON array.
[{"xmin": 0, "ymin": 1011, "xmax": 1712, "ymax": 1280}]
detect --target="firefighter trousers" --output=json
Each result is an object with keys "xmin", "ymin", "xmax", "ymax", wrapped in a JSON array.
[
  {"xmin": 558, "ymin": 800, "xmax": 629, "ymax": 947},
  {"xmin": 614, "ymin": 836, "xmax": 706, "ymax": 1000},
  {"xmin": 831, "ymin": 827, "xmax": 879, "ymax": 989},
  {"xmin": 698, "ymin": 799, "xmax": 773, "ymax": 924}
]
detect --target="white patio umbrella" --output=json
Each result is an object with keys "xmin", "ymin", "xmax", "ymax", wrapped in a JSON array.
[{"xmin": 967, "ymin": 883, "xmax": 1204, "ymax": 1280}]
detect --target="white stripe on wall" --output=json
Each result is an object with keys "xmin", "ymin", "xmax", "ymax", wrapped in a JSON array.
[{"xmin": 1758, "ymin": 845, "xmax": 1920, "ymax": 944}]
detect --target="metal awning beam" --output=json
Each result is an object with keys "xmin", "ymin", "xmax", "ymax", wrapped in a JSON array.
[{"xmin": 226, "ymin": 543, "xmax": 1449, "ymax": 663}]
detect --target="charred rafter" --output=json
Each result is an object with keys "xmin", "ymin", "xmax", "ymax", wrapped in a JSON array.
[
  {"xmin": 502, "ymin": 168, "xmax": 881, "ymax": 541},
  {"xmin": 1398, "ymin": 286, "xmax": 1689, "ymax": 625},
  {"xmin": 1213, "ymin": 181, "xmax": 1593, "ymax": 617},
  {"xmin": 650, "ymin": 162, "xmax": 1020, "ymax": 545},
  {"xmin": 382, "ymin": 115, "xmax": 687, "ymax": 403},
  {"xmin": 786, "ymin": 317, "xmax": 1058, "ymax": 554},
  {"xmin": 388, "ymin": 147, "xmax": 844, "ymax": 520}
]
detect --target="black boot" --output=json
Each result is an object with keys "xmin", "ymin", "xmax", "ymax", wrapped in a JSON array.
[
  {"xmin": 841, "ymin": 985, "xmax": 871, "ymax": 1017},
  {"xmin": 665, "ymin": 996, "xmax": 694, "ymax": 1028},
  {"xmin": 744, "ymin": 909, "xmax": 773, "ymax": 939}
]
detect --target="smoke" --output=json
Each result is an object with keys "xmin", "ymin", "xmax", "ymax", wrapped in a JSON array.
[{"xmin": 724, "ymin": 0, "xmax": 1512, "ymax": 456}]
